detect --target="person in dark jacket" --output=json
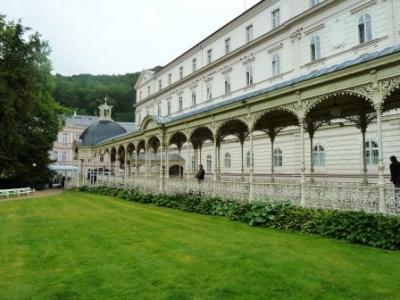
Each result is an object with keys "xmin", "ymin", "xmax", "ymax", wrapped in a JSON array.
[
  {"xmin": 195, "ymin": 164, "xmax": 205, "ymax": 182},
  {"xmin": 195, "ymin": 165, "xmax": 205, "ymax": 195},
  {"xmin": 390, "ymin": 156, "xmax": 400, "ymax": 188}
]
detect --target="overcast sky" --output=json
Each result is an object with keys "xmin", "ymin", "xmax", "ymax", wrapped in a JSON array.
[{"xmin": 1, "ymin": 0, "xmax": 260, "ymax": 75}]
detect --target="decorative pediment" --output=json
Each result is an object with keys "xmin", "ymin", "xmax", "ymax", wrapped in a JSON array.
[
  {"xmin": 135, "ymin": 70, "xmax": 155, "ymax": 89},
  {"xmin": 140, "ymin": 115, "xmax": 163, "ymax": 131}
]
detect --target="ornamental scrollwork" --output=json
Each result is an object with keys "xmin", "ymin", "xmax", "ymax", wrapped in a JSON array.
[{"xmin": 381, "ymin": 76, "xmax": 400, "ymax": 100}]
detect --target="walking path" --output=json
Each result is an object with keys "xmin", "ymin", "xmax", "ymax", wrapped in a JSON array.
[{"xmin": 0, "ymin": 189, "xmax": 64, "ymax": 202}]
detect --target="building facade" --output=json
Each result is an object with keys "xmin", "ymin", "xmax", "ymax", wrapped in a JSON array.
[{"xmin": 74, "ymin": 0, "xmax": 400, "ymax": 214}]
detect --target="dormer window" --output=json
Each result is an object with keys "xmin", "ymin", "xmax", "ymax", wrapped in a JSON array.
[{"xmin": 168, "ymin": 73, "xmax": 172, "ymax": 85}]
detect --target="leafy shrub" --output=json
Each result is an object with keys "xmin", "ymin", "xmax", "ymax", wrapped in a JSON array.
[{"xmin": 78, "ymin": 186, "xmax": 400, "ymax": 250}]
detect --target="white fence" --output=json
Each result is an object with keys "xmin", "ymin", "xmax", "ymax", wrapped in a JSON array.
[{"xmin": 78, "ymin": 175, "xmax": 400, "ymax": 215}]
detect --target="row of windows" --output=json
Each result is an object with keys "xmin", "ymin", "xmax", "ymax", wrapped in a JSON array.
[
  {"xmin": 140, "ymin": 2, "xmax": 372, "ymax": 101},
  {"xmin": 138, "ymin": 13, "xmax": 375, "ymax": 119},
  {"xmin": 191, "ymin": 140, "xmax": 379, "ymax": 172}
]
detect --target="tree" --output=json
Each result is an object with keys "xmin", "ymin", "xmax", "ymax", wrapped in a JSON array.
[{"xmin": 0, "ymin": 15, "xmax": 65, "ymax": 189}]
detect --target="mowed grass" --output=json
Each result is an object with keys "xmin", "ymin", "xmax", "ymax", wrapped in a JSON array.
[{"xmin": 0, "ymin": 192, "xmax": 399, "ymax": 300}]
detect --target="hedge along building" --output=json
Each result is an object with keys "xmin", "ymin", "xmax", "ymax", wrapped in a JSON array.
[{"xmin": 74, "ymin": 0, "xmax": 400, "ymax": 214}]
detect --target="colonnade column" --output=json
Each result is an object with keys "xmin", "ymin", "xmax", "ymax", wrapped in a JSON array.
[
  {"xmin": 135, "ymin": 151, "xmax": 138, "ymax": 177},
  {"xmin": 300, "ymin": 118, "xmax": 306, "ymax": 207},
  {"xmin": 165, "ymin": 145, "xmax": 170, "ymax": 178},
  {"xmin": 249, "ymin": 129, "xmax": 254, "ymax": 202},
  {"xmin": 186, "ymin": 142, "xmax": 191, "ymax": 180},
  {"xmin": 376, "ymin": 104, "xmax": 385, "ymax": 213},
  {"xmin": 159, "ymin": 142, "xmax": 164, "ymax": 192},
  {"xmin": 124, "ymin": 148, "xmax": 128, "ymax": 176},
  {"xmin": 213, "ymin": 138, "xmax": 218, "ymax": 182}
]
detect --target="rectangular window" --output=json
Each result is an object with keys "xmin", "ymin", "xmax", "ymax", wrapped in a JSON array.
[
  {"xmin": 179, "ymin": 66, "xmax": 183, "ymax": 80},
  {"xmin": 225, "ymin": 38, "xmax": 231, "ymax": 55},
  {"xmin": 192, "ymin": 58, "xmax": 197, "ymax": 72},
  {"xmin": 207, "ymin": 49, "xmax": 213, "ymax": 64},
  {"xmin": 63, "ymin": 133, "xmax": 68, "ymax": 144},
  {"xmin": 224, "ymin": 76, "xmax": 231, "ymax": 94},
  {"xmin": 157, "ymin": 105, "xmax": 161, "ymax": 116},
  {"xmin": 62, "ymin": 151, "xmax": 67, "ymax": 162},
  {"xmin": 168, "ymin": 73, "xmax": 172, "ymax": 85},
  {"xmin": 272, "ymin": 54, "xmax": 280, "ymax": 76},
  {"xmin": 272, "ymin": 9, "xmax": 280, "ymax": 29},
  {"xmin": 246, "ymin": 25, "xmax": 253, "ymax": 43},
  {"xmin": 167, "ymin": 101, "xmax": 171, "ymax": 115},
  {"xmin": 310, "ymin": 0, "xmax": 320, "ymax": 7},
  {"xmin": 147, "ymin": 86, "xmax": 150, "ymax": 96},
  {"xmin": 246, "ymin": 65, "xmax": 253, "ymax": 86},
  {"xmin": 158, "ymin": 79, "xmax": 162, "ymax": 91},
  {"xmin": 192, "ymin": 92, "xmax": 196, "ymax": 106},
  {"xmin": 178, "ymin": 96, "xmax": 183, "ymax": 111},
  {"xmin": 206, "ymin": 85, "xmax": 212, "ymax": 101}
]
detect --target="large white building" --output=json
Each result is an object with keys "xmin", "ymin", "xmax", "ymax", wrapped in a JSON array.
[
  {"xmin": 74, "ymin": 0, "xmax": 400, "ymax": 213},
  {"xmin": 132, "ymin": 0, "xmax": 400, "ymax": 182}
]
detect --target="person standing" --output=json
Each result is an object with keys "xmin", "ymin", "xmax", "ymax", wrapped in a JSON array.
[
  {"xmin": 390, "ymin": 156, "xmax": 400, "ymax": 211},
  {"xmin": 390, "ymin": 156, "xmax": 400, "ymax": 187},
  {"xmin": 195, "ymin": 164, "xmax": 205, "ymax": 195}
]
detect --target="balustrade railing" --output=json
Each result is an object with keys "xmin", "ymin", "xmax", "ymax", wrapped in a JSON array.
[{"xmin": 81, "ymin": 174, "xmax": 400, "ymax": 215}]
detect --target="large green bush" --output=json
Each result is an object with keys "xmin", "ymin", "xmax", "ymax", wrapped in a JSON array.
[{"xmin": 79, "ymin": 186, "xmax": 400, "ymax": 250}]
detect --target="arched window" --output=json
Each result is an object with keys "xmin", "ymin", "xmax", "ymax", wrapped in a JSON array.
[
  {"xmin": 206, "ymin": 154, "xmax": 212, "ymax": 173},
  {"xmin": 191, "ymin": 155, "xmax": 196, "ymax": 172},
  {"xmin": 358, "ymin": 14, "xmax": 372, "ymax": 44},
  {"xmin": 246, "ymin": 151, "xmax": 251, "ymax": 168},
  {"xmin": 366, "ymin": 140, "xmax": 379, "ymax": 165},
  {"xmin": 313, "ymin": 144, "xmax": 325, "ymax": 167},
  {"xmin": 310, "ymin": 35, "xmax": 321, "ymax": 61},
  {"xmin": 273, "ymin": 148, "xmax": 283, "ymax": 167},
  {"xmin": 224, "ymin": 153, "xmax": 231, "ymax": 168},
  {"xmin": 272, "ymin": 54, "xmax": 280, "ymax": 76}
]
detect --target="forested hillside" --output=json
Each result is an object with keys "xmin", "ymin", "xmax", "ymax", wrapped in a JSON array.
[{"xmin": 53, "ymin": 73, "xmax": 140, "ymax": 121}]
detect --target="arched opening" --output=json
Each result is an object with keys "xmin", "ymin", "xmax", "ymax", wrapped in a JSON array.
[
  {"xmin": 168, "ymin": 132, "xmax": 187, "ymax": 177},
  {"xmin": 305, "ymin": 93, "xmax": 376, "ymax": 183},
  {"xmin": 147, "ymin": 136, "xmax": 161, "ymax": 175},
  {"xmin": 190, "ymin": 126, "xmax": 214, "ymax": 175},
  {"xmin": 216, "ymin": 119, "xmax": 249, "ymax": 179},
  {"xmin": 254, "ymin": 109, "xmax": 298, "ymax": 182},
  {"xmin": 126, "ymin": 143, "xmax": 135, "ymax": 176},
  {"xmin": 136, "ymin": 140, "xmax": 146, "ymax": 175}
]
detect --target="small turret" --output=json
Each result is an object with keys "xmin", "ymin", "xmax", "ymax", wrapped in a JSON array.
[{"xmin": 99, "ymin": 96, "xmax": 113, "ymax": 122}]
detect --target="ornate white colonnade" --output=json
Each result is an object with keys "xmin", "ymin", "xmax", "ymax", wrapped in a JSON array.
[{"xmin": 75, "ymin": 58, "xmax": 400, "ymax": 215}]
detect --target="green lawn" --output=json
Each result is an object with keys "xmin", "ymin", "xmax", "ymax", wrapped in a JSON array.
[{"xmin": 0, "ymin": 192, "xmax": 399, "ymax": 300}]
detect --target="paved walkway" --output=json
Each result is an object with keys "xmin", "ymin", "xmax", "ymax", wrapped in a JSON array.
[{"xmin": 0, "ymin": 189, "xmax": 64, "ymax": 202}]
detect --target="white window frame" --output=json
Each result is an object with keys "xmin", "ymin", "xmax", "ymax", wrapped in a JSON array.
[
  {"xmin": 178, "ymin": 96, "xmax": 183, "ymax": 111},
  {"xmin": 366, "ymin": 140, "xmax": 378, "ymax": 165},
  {"xmin": 192, "ymin": 92, "xmax": 197, "ymax": 106},
  {"xmin": 206, "ymin": 84, "xmax": 212, "ymax": 101},
  {"xmin": 179, "ymin": 66, "xmax": 183, "ymax": 80},
  {"xmin": 273, "ymin": 148, "xmax": 283, "ymax": 167},
  {"xmin": 246, "ymin": 65, "xmax": 254, "ymax": 86},
  {"xmin": 358, "ymin": 14, "xmax": 372, "ymax": 44},
  {"xmin": 246, "ymin": 25, "xmax": 253, "ymax": 43},
  {"xmin": 272, "ymin": 54, "xmax": 281, "ymax": 76},
  {"xmin": 310, "ymin": 0, "xmax": 320, "ymax": 7},
  {"xmin": 207, "ymin": 49, "xmax": 213, "ymax": 64},
  {"xmin": 167, "ymin": 101, "xmax": 171, "ymax": 115},
  {"xmin": 313, "ymin": 144, "xmax": 325, "ymax": 167},
  {"xmin": 224, "ymin": 153, "xmax": 231, "ymax": 168},
  {"xmin": 224, "ymin": 75, "xmax": 231, "ymax": 94},
  {"xmin": 206, "ymin": 154, "xmax": 212, "ymax": 173},
  {"xmin": 310, "ymin": 34, "xmax": 321, "ymax": 62},
  {"xmin": 192, "ymin": 58, "xmax": 197, "ymax": 73},
  {"xmin": 225, "ymin": 38, "xmax": 231, "ymax": 55},
  {"xmin": 272, "ymin": 8, "xmax": 280, "ymax": 29}
]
